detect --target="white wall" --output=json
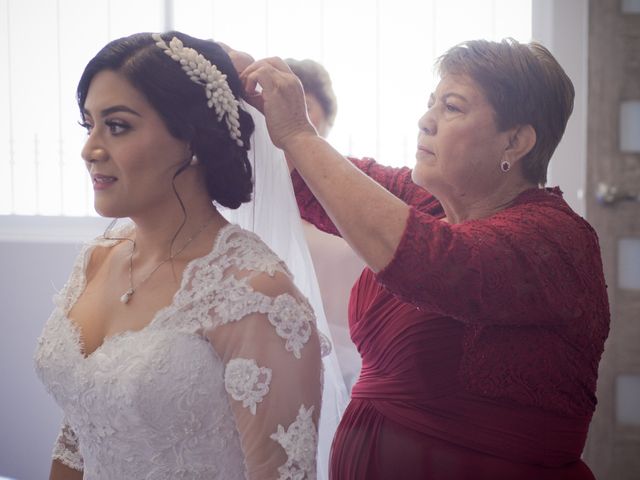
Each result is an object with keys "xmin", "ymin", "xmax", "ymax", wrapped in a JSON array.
[
  {"xmin": 532, "ymin": 0, "xmax": 588, "ymax": 217},
  {"xmin": 0, "ymin": 217, "xmax": 109, "ymax": 480},
  {"xmin": 1, "ymin": 241, "xmax": 79, "ymax": 479}
]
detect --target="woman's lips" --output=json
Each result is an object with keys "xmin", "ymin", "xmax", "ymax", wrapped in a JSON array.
[{"xmin": 92, "ymin": 174, "xmax": 117, "ymax": 190}]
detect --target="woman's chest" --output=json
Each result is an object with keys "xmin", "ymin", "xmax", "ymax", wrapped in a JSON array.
[
  {"xmin": 35, "ymin": 313, "xmax": 225, "ymax": 416},
  {"xmin": 68, "ymin": 264, "xmax": 186, "ymax": 357}
]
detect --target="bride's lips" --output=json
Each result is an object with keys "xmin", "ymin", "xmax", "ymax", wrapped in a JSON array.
[{"xmin": 92, "ymin": 174, "xmax": 118, "ymax": 190}]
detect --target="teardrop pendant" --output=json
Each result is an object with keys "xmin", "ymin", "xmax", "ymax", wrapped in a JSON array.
[{"xmin": 120, "ymin": 289, "xmax": 134, "ymax": 304}]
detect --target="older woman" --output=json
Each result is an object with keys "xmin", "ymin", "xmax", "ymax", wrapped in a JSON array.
[{"xmin": 241, "ymin": 39, "xmax": 610, "ymax": 479}]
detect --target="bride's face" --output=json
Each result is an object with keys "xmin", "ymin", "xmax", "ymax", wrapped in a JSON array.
[{"xmin": 80, "ymin": 70, "xmax": 190, "ymax": 219}]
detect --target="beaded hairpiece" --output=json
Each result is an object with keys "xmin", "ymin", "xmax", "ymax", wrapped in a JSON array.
[{"xmin": 151, "ymin": 33, "xmax": 243, "ymax": 147}]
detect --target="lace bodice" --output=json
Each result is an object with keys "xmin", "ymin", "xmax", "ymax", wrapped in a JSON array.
[{"xmin": 34, "ymin": 223, "xmax": 322, "ymax": 480}]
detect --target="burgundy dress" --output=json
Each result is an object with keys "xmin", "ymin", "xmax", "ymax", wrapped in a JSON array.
[{"xmin": 292, "ymin": 158, "xmax": 610, "ymax": 480}]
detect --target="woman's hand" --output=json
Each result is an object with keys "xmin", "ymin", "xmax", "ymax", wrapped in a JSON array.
[
  {"xmin": 217, "ymin": 42, "xmax": 255, "ymax": 75},
  {"xmin": 240, "ymin": 57, "xmax": 317, "ymax": 150},
  {"xmin": 50, "ymin": 459, "xmax": 83, "ymax": 480}
]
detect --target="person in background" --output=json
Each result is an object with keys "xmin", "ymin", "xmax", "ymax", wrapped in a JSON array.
[
  {"xmin": 35, "ymin": 31, "xmax": 322, "ymax": 480},
  {"xmin": 286, "ymin": 58, "xmax": 364, "ymax": 392},
  {"xmin": 240, "ymin": 38, "xmax": 610, "ymax": 479},
  {"xmin": 285, "ymin": 58, "xmax": 336, "ymax": 138}
]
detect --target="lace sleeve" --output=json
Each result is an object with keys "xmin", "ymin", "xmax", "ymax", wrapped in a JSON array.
[
  {"xmin": 292, "ymin": 157, "xmax": 441, "ymax": 236},
  {"xmin": 376, "ymin": 200, "xmax": 607, "ymax": 326},
  {"xmin": 52, "ymin": 419, "xmax": 83, "ymax": 471},
  {"xmin": 206, "ymin": 270, "xmax": 322, "ymax": 480}
]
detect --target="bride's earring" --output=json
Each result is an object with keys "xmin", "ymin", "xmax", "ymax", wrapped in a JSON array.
[{"xmin": 190, "ymin": 154, "xmax": 199, "ymax": 166}]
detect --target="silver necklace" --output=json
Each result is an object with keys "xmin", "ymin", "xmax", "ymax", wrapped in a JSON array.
[{"xmin": 120, "ymin": 217, "xmax": 215, "ymax": 304}]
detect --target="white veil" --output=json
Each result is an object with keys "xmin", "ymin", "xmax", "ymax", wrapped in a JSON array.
[{"xmin": 220, "ymin": 101, "xmax": 349, "ymax": 480}]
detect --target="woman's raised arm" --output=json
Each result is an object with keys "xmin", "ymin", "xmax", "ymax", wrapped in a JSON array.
[{"xmin": 241, "ymin": 58, "xmax": 411, "ymax": 272}]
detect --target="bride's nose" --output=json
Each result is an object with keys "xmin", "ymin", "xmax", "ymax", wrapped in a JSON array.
[{"xmin": 81, "ymin": 137, "xmax": 108, "ymax": 165}]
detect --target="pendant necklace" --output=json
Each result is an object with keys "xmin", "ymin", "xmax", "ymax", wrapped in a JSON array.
[{"xmin": 120, "ymin": 217, "xmax": 215, "ymax": 304}]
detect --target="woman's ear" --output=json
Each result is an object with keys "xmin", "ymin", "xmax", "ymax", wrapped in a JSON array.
[{"xmin": 504, "ymin": 124, "xmax": 536, "ymax": 164}]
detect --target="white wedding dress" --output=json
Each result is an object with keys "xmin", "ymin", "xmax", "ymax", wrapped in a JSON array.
[{"xmin": 34, "ymin": 223, "xmax": 322, "ymax": 479}]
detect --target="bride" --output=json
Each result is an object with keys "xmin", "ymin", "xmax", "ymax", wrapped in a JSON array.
[{"xmin": 34, "ymin": 31, "xmax": 342, "ymax": 480}]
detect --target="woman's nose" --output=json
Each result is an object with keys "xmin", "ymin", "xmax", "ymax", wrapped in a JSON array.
[
  {"xmin": 418, "ymin": 109, "xmax": 436, "ymax": 136},
  {"xmin": 81, "ymin": 136, "xmax": 107, "ymax": 165}
]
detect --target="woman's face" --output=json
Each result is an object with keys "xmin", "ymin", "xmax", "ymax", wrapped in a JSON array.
[
  {"xmin": 305, "ymin": 93, "xmax": 330, "ymax": 138},
  {"xmin": 413, "ymin": 73, "xmax": 511, "ymax": 201},
  {"xmin": 80, "ymin": 70, "xmax": 191, "ymax": 219}
]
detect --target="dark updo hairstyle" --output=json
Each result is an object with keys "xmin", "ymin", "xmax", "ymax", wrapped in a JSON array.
[
  {"xmin": 77, "ymin": 31, "xmax": 254, "ymax": 209},
  {"xmin": 437, "ymin": 38, "xmax": 574, "ymax": 186}
]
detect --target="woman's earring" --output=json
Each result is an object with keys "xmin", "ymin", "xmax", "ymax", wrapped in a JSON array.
[
  {"xmin": 190, "ymin": 154, "xmax": 199, "ymax": 166},
  {"xmin": 500, "ymin": 160, "xmax": 511, "ymax": 173}
]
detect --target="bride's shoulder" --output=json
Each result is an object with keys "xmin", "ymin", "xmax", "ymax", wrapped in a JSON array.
[
  {"xmin": 215, "ymin": 224, "xmax": 291, "ymax": 278},
  {"xmin": 82, "ymin": 222, "xmax": 133, "ymax": 280}
]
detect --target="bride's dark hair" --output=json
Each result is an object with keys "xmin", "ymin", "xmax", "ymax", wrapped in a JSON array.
[{"xmin": 77, "ymin": 31, "xmax": 254, "ymax": 209}]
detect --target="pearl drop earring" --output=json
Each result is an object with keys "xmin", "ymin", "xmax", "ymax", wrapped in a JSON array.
[{"xmin": 190, "ymin": 154, "xmax": 199, "ymax": 166}]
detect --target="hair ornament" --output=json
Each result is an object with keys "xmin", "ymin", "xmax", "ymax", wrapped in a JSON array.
[{"xmin": 152, "ymin": 33, "xmax": 244, "ymax": 147}]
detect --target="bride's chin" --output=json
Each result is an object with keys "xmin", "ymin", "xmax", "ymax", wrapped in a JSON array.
[{"xmin": 94, "ymin": 203, "xmax": 126, "ymax": 219}]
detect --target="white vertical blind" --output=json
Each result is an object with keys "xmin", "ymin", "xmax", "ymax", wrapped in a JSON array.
[
  {"xmin": 0, "ymin": 0, "xmax": 530, "ymax": 216},
  {"xmin": 0, "ymin": 0, "xmax": 164, "ymax": 216},
  {"xmin": 174, "ymin": 0, "xmax": 531, "ymax": 166}
]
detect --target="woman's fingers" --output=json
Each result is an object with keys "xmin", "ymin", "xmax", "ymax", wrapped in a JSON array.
[
  {"xmin": 243, "ymin": 89, "xmax": 265, "ymax": 113},
  {"xmin": 240, "ymin": 57, "xmax": 300, "ymax": 99},
  {"xmin": 241, "ymin": 57, "xmax": 293, "ymax": 78},
  {"xmin": 239, "ymin": 57, "xmax": 315, "ymax": 149},
  {"xmin": 217, "ymin": 41, "xmax": 256, "ymax": 74},
  {"xmin": 241, "ymin": 59, "xmax": 287, "ymax": 95},
  {"xmin": 216, "ymin": 42, "xmax": 264, "ymax": 111}
]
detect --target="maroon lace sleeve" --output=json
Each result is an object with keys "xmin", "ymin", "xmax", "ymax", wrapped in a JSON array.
[
  {"xmin": 291, "ymin": 157, "xmax": 442, "ymax": 236},
  {"xmin": 376, "ymin": 189, "xmax": 610, "ymax": 327}
]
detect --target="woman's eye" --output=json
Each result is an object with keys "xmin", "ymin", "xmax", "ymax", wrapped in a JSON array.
[
  {"xmin": 78, "ymin": 120, "xmax": 93, "ymax": 133},
  {"xmin": 445, "ymin": 103, "xmax": 460, "ymax": 113},
  {"xmin": 105, "ymin": 120, "xmax": 129, "ymax": 135}
]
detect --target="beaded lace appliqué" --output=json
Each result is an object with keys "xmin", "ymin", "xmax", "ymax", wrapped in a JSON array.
[
  {"xmin": 267, "ymin": 295, "xmax": 314, "ymax": 359},
  {"xmin": 214, "ymin": 290, "xmax": 313, "ymax": 360},
  {"xmin": 270, "ymin": 405, "xmax": 317, "ymax": 480},
  {"xmin": 225, "ymin": 358, "xmax": 272, "ymax": 415},
  {"xmin": 52, "ymin": 422, "xmax": 84, "ymax": 471}
]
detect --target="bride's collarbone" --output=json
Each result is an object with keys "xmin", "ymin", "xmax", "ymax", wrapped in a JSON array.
[{"xmin": 69, "ymin": 246, "xmax": 186, "ymax": 357}]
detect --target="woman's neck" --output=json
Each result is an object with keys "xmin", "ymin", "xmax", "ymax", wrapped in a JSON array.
[
  {"xmin": 440, "ymin": 178, "xmax": 537, "ymax": 224},
  {"xmin": 128, "ymin": 201, "xmax": 226, "ymax": 264}
]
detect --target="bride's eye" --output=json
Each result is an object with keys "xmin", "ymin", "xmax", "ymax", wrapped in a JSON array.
[
  {"xmin": 78, "ymin": 120, "xmax": 93, "ymax": 134},
  {"xmin": 105, "ymin": 120, "xmax": 130, "ymax": 135}
]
